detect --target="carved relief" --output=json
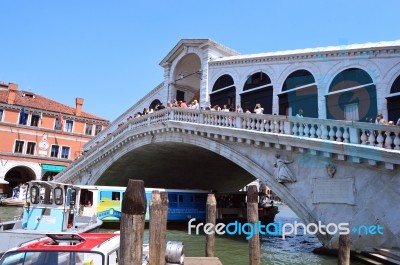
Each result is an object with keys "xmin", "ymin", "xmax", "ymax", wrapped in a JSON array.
[
  {"xmin": 326, "ymin": 162, "xmax": 336, "ymax": 178},
  {"xmin": 273, "ymin": 154, "xmax": 296, "ymax": 183}
]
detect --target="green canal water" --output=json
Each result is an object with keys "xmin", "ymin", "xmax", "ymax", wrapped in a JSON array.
[{"xmin": 0, "ymin": 205, "xmax": 363, "ymax": 264}]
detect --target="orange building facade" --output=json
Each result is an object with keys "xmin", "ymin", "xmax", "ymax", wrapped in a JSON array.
[{"xmin": 0, "ymin": 82, "xmax": 109, "ymax": 197}]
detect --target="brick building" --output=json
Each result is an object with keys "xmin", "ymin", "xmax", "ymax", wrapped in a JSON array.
[{"xmin": 0, "ymin": 82, "xmax": 109, "ymax": 197}]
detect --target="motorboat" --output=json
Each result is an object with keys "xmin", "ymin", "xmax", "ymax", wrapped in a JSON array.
[
  {"xmin": 0, "ymin": 181, "xmax": 103, "ymax": 255},
  {"xmin": 0, "ymin": 232, "xmax": 185, "ymax": 265}
]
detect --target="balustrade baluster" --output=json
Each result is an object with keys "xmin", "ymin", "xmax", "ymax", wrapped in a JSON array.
[
  {"xmin": 368, "ymin": 132, "xmax": 376, "ymax": 146},
  {"xmin": 376, "ymin": 131, "xmax": 384, "ymax": 148},
  {"xmin": 335, "ymin": 127, "xmax": 343, "ymax": 142},
  {"xmin": 298, "ymin": 123, "xmax": 304, "ymax": 136},
  {"xmin": 250, "ymin": 119, "xmax": 255, "ymax": 130},
  {"xmin": 273, "ymin": 121, "xmax": 278, "ymax": 133},
  {"xmin": 342, "ymin": 128, "xmax": 349, "ymax": 143},
  {"xmin": 279, "ymin": 121, "xmax": 284, "ymax": 134},
  {"xmin": 310, "ymin": 124, "xmax": 316, "ymax": 138},
  {"xmin": 394, "ymin": 133, "xmax": 400, "ymax": 150},
  {"xmin": 255, "ymin": 119, "xmax": 260, "ymax": 131},
  {"xmin": 292, "ymin": 123, "xmax": 298, "ymax": 136},
  {"xmin": 304, "ymin": 124, "xmax": 310, "ymax": 137},
  {"xmin": 328, "ymin": 126, "xmax": 335, "ymax": 141},
  {"xmin": 316, "ymin": 125, "xmax": 322, "ymax": 138},
  {"xmin": 385, "ymin": 132, "xmax": 393, "ymax": 149},
  {"xmin": 360, "ymin": 130, "xmax": 367, "ymax": 145},
  {"xmin": 321, "ymin": 125, "xmax": 328, "ymax": 140}
]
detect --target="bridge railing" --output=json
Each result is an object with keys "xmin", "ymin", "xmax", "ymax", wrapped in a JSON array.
[
  {"xmin": 70, "ymin": 108, "xmax": 400, "ymax": 169},
  {"xmin": 170, "ymin": 108, "xmax": 400, "ymax": 150}
]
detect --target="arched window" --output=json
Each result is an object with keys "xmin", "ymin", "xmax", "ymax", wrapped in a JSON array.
[
  {"xmin": 326, "ymin": 68, "xmax": 376, "ymax": 122},
  {"xmin": 387, "ymin": 75, "xmax": 400, "ymax": 123},
  {"xmin": 279, "ymin": 70, "xmax": 318, "ymax": 117},
  {"xmin": 210, "ymin": 74, "xmax": 236, "ymax": 109},
  {"xmin": 241, "ymin": 72, "xmax": 273, "ymax": 114},
  {"xmin": 149, "ymin": 99, "xmax": 161, "ymax": 110}
]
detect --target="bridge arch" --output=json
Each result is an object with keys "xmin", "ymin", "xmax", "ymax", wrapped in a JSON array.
[
  {"xmin": 76, "ymin": 130, "xmax": 324, "ymax": 243},
  {"xmin": 171, "ymin": 53, "xmax": 202, "ymax": 103}
]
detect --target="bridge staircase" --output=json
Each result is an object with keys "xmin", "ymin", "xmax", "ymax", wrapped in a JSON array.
[{"xmin": 354, "ymin": 248, "xmax": 400, "ymax": 265}]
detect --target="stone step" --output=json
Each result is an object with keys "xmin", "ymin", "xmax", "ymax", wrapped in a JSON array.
[
  {"xmin": 374, "ymin": 248, "xmax": 400, "ymax": 262},
  {"xmin": 361, "ymin": 252, "xmax": 400, "ymax": 265}
]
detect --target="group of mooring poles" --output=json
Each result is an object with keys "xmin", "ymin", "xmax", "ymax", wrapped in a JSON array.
[
  {"xmin": 119, "ymin": 180, "xmax": 351, "ymax": 265},
  {"xmin": 120, "ymin": 179, "xmax": 169, "ymax": 265},
  {"xmin": 205, "ymin": 184, "xmax": 352, "ymax": 265},
  {"xmin": 205, "ymin": 185, "xmax": 261, "ymax": 265}
]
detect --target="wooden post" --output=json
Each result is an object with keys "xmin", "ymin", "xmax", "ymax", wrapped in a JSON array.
[
  {"xmin": 160, "ymin": 192, "xmax": 169, "ymax": 263},
  {"xmin": 120, "ymin": 180, "xmax": 147, "ymax": 265},
  {"xmin": 338, "ymin": 234, "xmax": 350, "ymax": 265},
  {"xmin": 149, "ymin": 190, "xmax": 165, "ymax": 265},
  {"xmin": 205, "ymin": 193, "xmax": 217, "ymax": 257},
  {"xmin": 247, "ymin": 185, "xmax": 260, "ymax": 265}
]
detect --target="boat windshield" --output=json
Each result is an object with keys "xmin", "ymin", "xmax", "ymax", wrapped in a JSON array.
[{"xmin": 0, "ymin": 251, "xmax": 104, "ymax": 265}]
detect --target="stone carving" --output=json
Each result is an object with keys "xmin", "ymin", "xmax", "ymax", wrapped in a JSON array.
[
  {"xmin": 326, "ymin": 162, "xmax": 336, "ymax": 178},
  {"xmin": 273, "ymin": 154, "xmax": 296, "ymax": 183}
]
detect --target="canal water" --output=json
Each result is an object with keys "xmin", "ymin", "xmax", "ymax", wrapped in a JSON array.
[{"xmin": 0, "ymin": 205, "xmax": 361, "ymax": 264}]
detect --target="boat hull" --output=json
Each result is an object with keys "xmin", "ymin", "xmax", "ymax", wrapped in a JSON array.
[{"xmin": 0, "ymin": 220, "xmax": 102, "ymax": 255}]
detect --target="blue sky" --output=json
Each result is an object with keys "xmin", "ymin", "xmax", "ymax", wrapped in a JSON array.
[{"xmin": 1, "ymin": 0, "xmax": 399, "ymax": 121}]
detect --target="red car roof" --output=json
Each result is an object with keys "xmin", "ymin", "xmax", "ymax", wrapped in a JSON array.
[{"xmin": 17, "ymin": 233, "xmax": 118, "ymax": 252}]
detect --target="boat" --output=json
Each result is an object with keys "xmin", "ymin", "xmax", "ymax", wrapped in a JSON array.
[
  {"xmin": 0, "ymin": 184, "xmax": 26, "ymax": 207},
  {"xmin": 0, "ymin": 181, "xmax": 103, "ymax": 255},
  {"xmin": 0, "ymin": 232, "xmax": 185, "ymax": 265},
  {"xmin": 77, "ymin": 185, "xmax": 209, "ymax": 223},
  {"xmin": 76, "ymin": 185, "xmax": 278, "ymax": 225},
  {"xmin": 215, "ymin": 191, "xmax": 279, "ymax": 224},
  {"xmin": 0, "ymin": 197, "xmax": 25, "ymax": 207}
]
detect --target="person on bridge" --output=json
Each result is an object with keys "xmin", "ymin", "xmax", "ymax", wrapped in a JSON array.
[
  {"xmin": 296, "ymin": 109, "xmax": 304, "ymax": 118},
  {"xmin": 254, "ymin": 103, "xmax": 264, "ymax": 114}
]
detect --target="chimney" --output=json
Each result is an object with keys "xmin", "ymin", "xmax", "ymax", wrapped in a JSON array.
[
  {"xmin": 7, "ymin": 83, "xmax": 18, "ymax": 104},
  {"xmin": 75, "ymin": 97, "xmax": 84, "ymax": 116}
]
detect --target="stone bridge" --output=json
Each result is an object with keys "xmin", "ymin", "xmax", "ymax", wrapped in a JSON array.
[{"xmin": 57, "ymin": 108, "xmax": 400, "ymax": 251}]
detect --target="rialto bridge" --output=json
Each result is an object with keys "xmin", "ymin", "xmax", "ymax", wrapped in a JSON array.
[
  {"xmin": 57, "ymin": 39, "xmax": 400, "ymax": 251},
  {"xmin": 57, "ymin": 108, "xmax": 400, "ymax": 251}
]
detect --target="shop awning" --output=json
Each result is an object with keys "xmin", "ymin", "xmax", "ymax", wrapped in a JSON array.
[{"xmin": 42, "ymin": 164, "xmax": 65, "ymax": 173}]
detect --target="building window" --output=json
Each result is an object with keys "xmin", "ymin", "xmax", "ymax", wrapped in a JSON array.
[
  {"xmin": 344, "ymin": 103, "xmax": 359, "ymax": 121},
  {"xmin": 65, "ymin": 120, "xmax": 74, "ymax": 133},
  {"xmin": 14, "ymin": 140, "xmax": 24, "ymax": 153},
  {"xmin": 19, "ymin": 112, "xmax": 28, "ymax": 125},
  {"xmin": 54, "ymin": 117, "xmax": 62, "ymax": 130},
  {"xmin": 85, "ymin": 123, "xmax": 93, "ymax": 135},
  {"xmin": 0, "ymin": 109, "xmax": 3, "ymax": 121},
  {"xmin": 26, "ymin": 142, "xmax": 36, "ymax": 155},
  {"xmin": 30, "ymin": 114, "xmax": 40, "ymax": 127},
  {"xmin": 95, "ymin": 125, "xmax": 102, "ymax": 135},
  {"xmin": 61, "ymin": 146, "xmax": 70, "ymax": 159},
  {"xmin": 50, "ymin": 145, "xmax": 59, "ymax": 158}
]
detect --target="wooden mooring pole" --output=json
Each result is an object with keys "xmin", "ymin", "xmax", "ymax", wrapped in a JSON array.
[
  {"xmin": 160, "ymin": 192, "xmax": 169, "ymax": 263},
  {"xmin": 338, "ymin": 234, "xmax": 350, "ymax": 265},
  {"xmin": 247, "ymin": 185, "xmax": 260, "ymax": 265},
  {"xmin": 205, "ymin": 193, "xmax": 217, "ymax": 257},
  {"xmin": 149, "ymin": 190, "xmax": 168, "ymax": 265},
  {"xmin": 120, "ymin": 180, "xmax": 147, "ymax": 265}
]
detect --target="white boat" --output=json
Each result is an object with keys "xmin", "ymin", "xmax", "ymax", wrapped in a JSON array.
[
  {"xmin": 0, "ymin": 181, "xmax": 103, "ymax": 255},
  {"xmin": 0, "ymin": 197, "xmax": 25, "ymax": 207}
]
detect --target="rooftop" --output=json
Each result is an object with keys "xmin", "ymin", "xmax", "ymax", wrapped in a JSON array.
[{"xmin": 0, "ymin": 84, "xmax": 109, "ymax": 122}]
